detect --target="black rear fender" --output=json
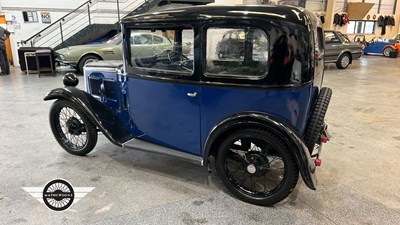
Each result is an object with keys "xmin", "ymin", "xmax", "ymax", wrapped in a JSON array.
[
  {"xmin": 44, "ymin": 87, "xmax": 132, "ymax": 146},
  {"xmin": 204, "ymin": 113, "xmax": 317, "ymax": 190}
]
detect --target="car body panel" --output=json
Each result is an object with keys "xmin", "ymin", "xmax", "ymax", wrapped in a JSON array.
[
  {"xmin": 199, "ymin": 83, "xmax": 314, "ymax": 154},
  {"xmin": 324, "ymin": 30, "xmax": 362, "ymax": 63},
  {"xmin": 127, "ymin": 77, "xmax": 202, "ymax": 155}
]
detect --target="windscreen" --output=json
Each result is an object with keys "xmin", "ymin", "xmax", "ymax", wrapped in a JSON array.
[{"xmin": 106, "ymin": 33, "xmax": 122, "ymax": 45}]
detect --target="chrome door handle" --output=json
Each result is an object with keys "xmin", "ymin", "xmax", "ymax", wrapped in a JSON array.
[{"xmin": 187, "ymin": 92, "xmax": 197, "ymax": 97}]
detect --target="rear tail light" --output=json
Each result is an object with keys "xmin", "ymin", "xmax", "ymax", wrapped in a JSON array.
[{"xmin": 315, "ymin": 158, "xmax": 322, "ymax": 166}]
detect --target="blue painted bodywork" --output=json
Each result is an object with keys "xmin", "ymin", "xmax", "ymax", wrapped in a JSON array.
[
  {"xmin": 120, "ymin": 77, "xmax": 314, "ymax": 156},
  {"xmin": 199, "ymin": 84, "xmax": 314, "ymax": 155},
  {"xmin": 364, "ymin": 40, "xmax": 395, "ymax": 55},
  {"xmin": 127, "ymin": 78, "xmax": 201, "ymax": 155},
  {"xmin": 44, "ymin": 87, "xmax": 133, "ymax": 146},
  {"xmin": 83, "ymin": 62, "xmax": 133, "ymax": 135},
  {"xmin": 82, "ymin": 64, "xmax": 315, "ymax": 157}
]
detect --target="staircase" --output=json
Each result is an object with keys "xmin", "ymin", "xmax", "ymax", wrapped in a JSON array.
[
  {"xmin": 54, "ymin": 24, "xmax": 117, "ymax": 50},
  {"xmin": 21, "ymin": 0, "xmax": 163, "ymax": 50}
]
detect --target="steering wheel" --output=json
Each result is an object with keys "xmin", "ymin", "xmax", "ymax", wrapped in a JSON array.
[{"xmin": 164, "ymin": 50, "xmax": 192, "ymax": 71}]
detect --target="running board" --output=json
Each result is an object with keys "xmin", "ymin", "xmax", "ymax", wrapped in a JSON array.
[{"xmin": 122, "ymin": 138, "xmax": 204, "ymax": 166}]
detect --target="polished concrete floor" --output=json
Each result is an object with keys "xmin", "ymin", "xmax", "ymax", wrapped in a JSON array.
[{"xmin": 1, "ymin": 55, "xmax": 400, "ymax": 224}]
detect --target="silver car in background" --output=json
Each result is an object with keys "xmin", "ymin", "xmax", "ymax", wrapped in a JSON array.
[{"xmin": 324, "ymin": 30, "xmax": 363, "ymax": 69}]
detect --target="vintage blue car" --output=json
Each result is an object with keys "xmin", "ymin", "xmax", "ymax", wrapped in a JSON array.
[{"xmin": 44, "ymin": 5, "xmax": 332, "ymax": 206}]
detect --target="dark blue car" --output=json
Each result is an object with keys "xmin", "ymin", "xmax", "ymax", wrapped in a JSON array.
[{"xmin": 45, "ymin": 5, "xmax": 332, "ymax": 206}]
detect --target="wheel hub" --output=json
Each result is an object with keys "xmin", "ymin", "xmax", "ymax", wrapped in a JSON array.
[
  {"xmin": 341, "ymin": 56, "xmax": 350, "ymax": 67},
  {"xmin": 247, "ymin": 164, "xmax": 257, "ymax": 174},
  {"xmin": 66, "ymin": 117, "xmax": 84, "ymax": 135},
  {"xmin": 245, "ymin": 153, "xmax": 268, "ymax": 175}
]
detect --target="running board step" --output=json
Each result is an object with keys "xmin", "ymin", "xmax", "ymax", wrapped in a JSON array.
[{"xmin": 122, "ymin": 138, "xmax": 204, "ymax": 166}]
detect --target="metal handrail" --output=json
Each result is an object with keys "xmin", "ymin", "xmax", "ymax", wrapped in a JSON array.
[
  {"xmin": 21, "ymin": 0, "xmax": 92, "ymax": 45},
  {"xmin": 22, "ymin": 0, "xmax": 151, "ymax": 48}
]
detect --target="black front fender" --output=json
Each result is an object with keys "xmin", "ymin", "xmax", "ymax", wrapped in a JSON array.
[
  {"xmin": 204, "ymin": 112, "xmax": 317, "ymax": 190},
  {"xmin": 44, "ymin": 87, "xmax": 132, "ymax": 146}
]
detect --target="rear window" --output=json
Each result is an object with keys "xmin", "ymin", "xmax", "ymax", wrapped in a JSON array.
[{"xmin": 206, "ymin": 27, "xmax": 269, "ymax": 80}]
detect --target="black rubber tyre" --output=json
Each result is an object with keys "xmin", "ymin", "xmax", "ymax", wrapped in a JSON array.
[
  {"xmin": 383, "ymin": 47, "xmax": 392, "ymax": 57},
  {"xmin": 78, "ymin": 55, "xmax": 100, "ymax": 73},
  {"xmin": 304, "ymin": 87, "xmax": 332, "ymax": 153},
  {"xmin": 215, "ymin": 128, "xmax": 299, "ymax": 206},
  {"xmin": 336, "ymin": 53, "xmax": 351, "ymax": 69},
  {"xmin": 49, "ymin": 100, "xmax": 98, "ymax": 156}
]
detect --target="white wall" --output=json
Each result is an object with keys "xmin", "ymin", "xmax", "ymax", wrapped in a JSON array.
[
  {"xmin": 326, "ymin": 0, "xmax": 400, "ymax": 41},
  {"xmin": 1, "ymin": 0, "xmax": 86, "ymax": 67},
  {"xmin": 0, "ymin": 0, "xmax": 143, "ymax": 67},
  {"xmin": 1, "ymin": 0, "xmax": 85, "ymax": 9}
]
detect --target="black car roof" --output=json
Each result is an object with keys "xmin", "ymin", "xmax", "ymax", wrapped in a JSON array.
[{"xmin": 122, "ymin": 5, "xmax": 313, "ymax": 27}]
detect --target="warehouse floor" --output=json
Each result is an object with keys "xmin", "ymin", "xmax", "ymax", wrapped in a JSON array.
[{"xmin": 1, "ymin": 55, "xmax": 400, "ymax": 225}]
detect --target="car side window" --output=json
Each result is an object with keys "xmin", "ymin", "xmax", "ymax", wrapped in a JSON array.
[
  {"xmin": 132, "ymin": 35, "xmax": 143, "ymax": 45},
  {"xmin": 130, "ymin": 29, "xmax": 194, "ymax": 76},
  {"xmin": 141, "ymin": 34, "xmax": 153, "ymax": 44},
  {"xmin": 316, "ymin": 28, "xmax": 324, "ymax": 57},
  {"xmin": 324, "ymin": 31, "xmax": 339, "ymax": 43},
  {"xmin": 206, "ymin": 27, "xmax": 269, "ymax": 79},
  {"xmin": 153, "ymin": 35, "xmax": 164, "ymax": 44}
]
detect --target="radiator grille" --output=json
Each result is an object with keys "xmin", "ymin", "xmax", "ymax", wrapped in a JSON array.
[
  {"xmin": 104, "ymin": 80, "xmax": 115, "ymax": 99},
  {"xmin": 89, "ymin": 78, "xmax": 101, "ymax": 96}
]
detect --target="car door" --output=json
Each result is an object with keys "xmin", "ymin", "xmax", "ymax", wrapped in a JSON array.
[
  {"xmin": 110, "ymin": 42, "xmax": 123, "ymax": 60},
  {"xmin": 365, "ymin": 38, "xmax": 383, "ymax": 54},
  {"xmin": 324, "ymin": 31, "xmax": 342, "ymax": 61},
  {"xmin": 99, "ymin": 36, "xmax": 123, "ymax": 60},
  {"xmin": 126, "ymin": 28, "xmax": 201, "ymax": 155}
]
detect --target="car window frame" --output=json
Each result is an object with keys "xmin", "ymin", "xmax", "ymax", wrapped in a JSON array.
[
  {"xmin": 203, "ymin": 24, "xmax": 270, "ymax": 81},
  {"xmin": 324, "ymin": 31, "xmax": 341, "ymax": 44},
  {"xmin": 152, "ymin": 35, "xmax": 165, "ymax": 45},
  {"xmin": 124, "ymin": 25, "xmax": 197, "ymax": 80},
  {"xmin": 336, "ymin": 31, "xmax": 350, "ymax": 43}
]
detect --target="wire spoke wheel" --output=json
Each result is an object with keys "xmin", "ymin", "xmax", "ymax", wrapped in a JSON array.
[
  {"xmin": 57, "ymin": 107, "xmax": 87, "ymax": 150},
  {"xmin": 216, "ymin": 129, "xmax": 299, "ymax": 206},
  {"xmin": 225, "ymin": 139, "xmax": 285, "ymax": 195},
  {"xmin": 49, "ymin": 100, "xmax": 97, "ymax": 156}
]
